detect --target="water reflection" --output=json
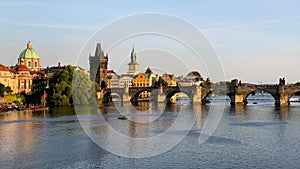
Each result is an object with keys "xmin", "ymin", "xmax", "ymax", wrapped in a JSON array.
[
  {"xmin": 2, "ymin": 102, "xmax": 300, "ymax": 168},
  {"xmin": 0, "ymin": 110, "xmax": 48, "ymax": 168},
  {"xmin": 230, "ymin": 104, "xmax": 248, "ymax": 115},
  {"xmin": 84, "ymin": 102, "xmax": 205, "ymax": 140},
  {"xmin": 275, "ymin": 106, "xmax": 290, "ymax": 120}
]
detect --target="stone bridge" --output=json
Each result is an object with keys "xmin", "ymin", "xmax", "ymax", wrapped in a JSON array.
[
  {"xmin": 101, "ymin": 82, "xmax": 300, "ymax": 106},
  {"xmin": 102, "ymin": 85, "xmax": 206, "ymax": 104},
  {"xmin": 231, "ymin": 84, "xmax": 300, "ymax": 106}
]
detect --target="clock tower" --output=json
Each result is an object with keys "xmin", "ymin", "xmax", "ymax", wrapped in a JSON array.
[{"xmin": 127, "ymin": 47, "xmax": 139, "ymax": 75}]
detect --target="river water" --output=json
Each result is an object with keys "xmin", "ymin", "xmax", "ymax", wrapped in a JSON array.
[{"xmin": 1, "ymin": 95, "xmax": 300, "ymax": 169}]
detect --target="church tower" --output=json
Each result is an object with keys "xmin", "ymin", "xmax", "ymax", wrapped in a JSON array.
[
  {"xmin": 127, "ymin": 47, "xmax": 139, "ymax": 74},
  {"xmin": 89, "ymin": 43, "xmax": 108, "ymax": 89},
  {"xmin": 18, "ymin": 41, "xmax": 41, "ymax": 71}
]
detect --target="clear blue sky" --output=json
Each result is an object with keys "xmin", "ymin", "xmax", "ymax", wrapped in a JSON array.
[{"xmin": 1, "ymin": 0, "xmax": 300, "ymax": 83}]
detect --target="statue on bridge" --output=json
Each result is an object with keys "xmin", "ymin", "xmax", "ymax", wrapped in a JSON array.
[{"xmin": 279, "ymin": 78, "xmax": 286, "ymax": 86}]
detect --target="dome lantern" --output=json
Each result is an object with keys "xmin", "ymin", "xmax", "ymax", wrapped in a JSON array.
[
  {"xmin": 27, "ymin": 41, "xmax": 33, "ymax": 49},
  {"xmin": 19, "ymin": 41, "xmax": 39, "ymax": 60}
]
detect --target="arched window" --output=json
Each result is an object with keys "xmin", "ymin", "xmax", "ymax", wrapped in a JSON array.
[
  {"xmin": 35, "ymin": 62, "xmax": 38, "ymax": 67},
  {"xmin": 28, "ymin": 61, "xmax": 32, "ymax": 68}
]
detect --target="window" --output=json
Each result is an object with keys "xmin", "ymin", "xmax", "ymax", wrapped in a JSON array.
[
  {"xmin": 28, "ymin": 61, "xmax": 32, "ymax": 68},
  {"xmin": 35, "ymin": 62, "xmax": 38, "ymax": 67}
]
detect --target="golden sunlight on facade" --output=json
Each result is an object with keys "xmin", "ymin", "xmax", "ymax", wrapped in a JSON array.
[
  {"xmin": 0, "ymin": 41, "xmax": 47, "ymax": 94},
  {"xmin": 132, "ymin": 73, "xmax": 150, "ymax": 99}
]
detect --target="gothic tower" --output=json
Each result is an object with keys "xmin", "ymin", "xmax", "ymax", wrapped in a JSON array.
[
  {"xmin": 89, "ymin": 43, "xmax": 108, "ymax": 89},
  {"xmin": 127, "ymin": 47, "xmax": 139, "ymax": 74}
]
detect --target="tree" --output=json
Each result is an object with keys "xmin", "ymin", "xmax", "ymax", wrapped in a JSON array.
[
  {"xmin": 0, "ymin": 83, "xmax": 6, "ymax": 97},
  {"xmin": 5, "ymin": 86, "xmax": 12, "ymax": 94},
  {"xmin": 157, "ymin": 77, "xmax": 168, "ymax": 87},
  {"xmin": 72, "ymin": 68, "xmax": 98, "ymax": 105},
  {"xmin": 48, "ymin": 65, "xmax": 74, "ymax": 107},
  {"xmin": 0, "ymin": 83, "xmax": 13, "ymax": 97},
  {"xmin": 48, "ymin": 65, "xmax": 98, "ymax": 107},
  {"xmin": 5, "ymin": 94, "xmax": 24, "ymax": 103}
]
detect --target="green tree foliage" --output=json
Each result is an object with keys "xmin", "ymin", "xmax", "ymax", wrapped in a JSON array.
[
  {"xmin": 48, "ymin": 65, "xmax": 98, "ymax": 107},
  {"xmin": 72, "ymin": 68, "xmax": 98, "ymax": 105},
  {"xmin": 5, "ymin": 86, "xmax": 12, "ymax": 94},
  {"xmin": 0, "ymin": 83, "xmax": 6, "ymax": 97},
  {"xmin": 0, "ymin": 83, "xmax": 13, "ymax": 97},
  {"xmin": 156, "ymin": 77, "xmax": 168, "ymax": 87},
  {"xmin": 48, "ymin": 65, "xmax": 74, "ymax": 107},
  {"xmin": 5, "ymin": 94, "xmax": 24, "ymax": 103}
]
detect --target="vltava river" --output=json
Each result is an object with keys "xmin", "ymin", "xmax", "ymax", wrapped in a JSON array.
[{"xmin": 1, "ymin": 96, "xmax": 300, "ymax": 169}]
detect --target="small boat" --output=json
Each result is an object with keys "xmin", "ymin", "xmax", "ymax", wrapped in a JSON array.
[
  {"xmin": 32, "ymin": 107, "xmax": 49, "ymax": 111},
  {"xmin": 0, "ymin": 109, "xmax": 7, "ymax": 113},
  {"xmin": 253, "ymin": 102, "xmax": 258, "ymax": 104},
  {"xmin": 289, "ymin": 98, "xmax": 300, "ymax": 102},
  {"xmin": 117, "ymin": 115, "xmax": 127, "ymax": 120}
]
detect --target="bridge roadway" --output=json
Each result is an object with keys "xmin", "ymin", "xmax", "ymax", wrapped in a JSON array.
[{"xmin": 101, "ymin": 83, "xmax": 300, "ymax": 106}]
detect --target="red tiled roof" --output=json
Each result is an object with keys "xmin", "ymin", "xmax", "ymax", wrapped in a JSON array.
[
  {"xmin": 0, "ymin": 64, "xmax": 11, "ymax": 72},
  {"xmin": 17, "ymin": 64, "xmax": 29, "ymax": 71},
  {"xmin": 107, "ymin": 70, "xmax": 115, "ymax": 73}
]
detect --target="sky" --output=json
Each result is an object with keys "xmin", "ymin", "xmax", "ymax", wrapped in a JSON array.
[{"xmin": 0, "ymin": 0, "xmax": 300, "ymax": 83}]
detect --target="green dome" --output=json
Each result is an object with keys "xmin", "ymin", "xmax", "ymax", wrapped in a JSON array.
[{"xmin": 19, "ymin": 41, "xmax": 39, "ymax": 60}]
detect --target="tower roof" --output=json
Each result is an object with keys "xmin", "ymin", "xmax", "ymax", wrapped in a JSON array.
[
  {"xmin": 0, "ymin": 64, "xmax": 10, "ymax": 72},
  {"xmin": 94, "ymin": 42, "xmax": 106, "ymax": 58},
  {"xmin": 145, "ymin": 67, "xmax": 153, "ymax": 74},
  {"xmin": 19, "ymin": 41, "xmax": 39, "ymax": 60}
]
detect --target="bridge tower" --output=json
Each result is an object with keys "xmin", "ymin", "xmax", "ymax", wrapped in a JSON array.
[{"xmin": 89, "ymin": 43, "xmax": 108, "ymax": 89}]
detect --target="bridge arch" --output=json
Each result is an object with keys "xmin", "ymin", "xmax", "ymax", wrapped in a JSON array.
[
  {"xmin": 243, "ymin": 89, "xmax": 278, "ymax": 105},
  {"xmin": 287, "ymin": 89, "xmax": 300, "ymax": 105},
  {"xmin": 165, "ymin": 90, "xmax": 192, "ymax": 104},
  {"xmin": 201, "ymin": 88, "xmax": 232, "ymax": 104},
  {"xmin": 103, "ymin": 90, "xmax": 123, "ymax": 103},
  {"xmin": 130, "ymin": 88, "xmax": 154, "ymax": 103}
]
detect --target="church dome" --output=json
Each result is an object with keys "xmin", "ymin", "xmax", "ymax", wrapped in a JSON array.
[
  {"xmin": 186, "ymin": 70, "xmax": 201, "ymax": 77},
  {"xmin": 19, "ymin": 41, "xmax": 39, "ymax": 61}
]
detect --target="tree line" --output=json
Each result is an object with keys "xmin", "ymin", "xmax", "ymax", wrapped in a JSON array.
[{"xmin": 47, "ymin": 65, "xmax": 100, "ymax": 107}]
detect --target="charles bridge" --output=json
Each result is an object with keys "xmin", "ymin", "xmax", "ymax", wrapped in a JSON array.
[{"xmin": 101, "ymin": 80, "xmax": 300, "ymax": 106}]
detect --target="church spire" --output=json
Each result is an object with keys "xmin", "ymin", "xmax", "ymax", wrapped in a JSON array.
[
  {"xmin": 95, "ymin": 43, "xmax": 102, "ymax": 58},
  {"xmin": 130, "ymin": 46, "xmax": 137, "ymax": 64}
]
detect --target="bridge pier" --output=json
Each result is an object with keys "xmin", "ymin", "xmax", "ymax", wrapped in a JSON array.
[
  {"xmin": 157, "ymin": 87, "xmax": 166, "ymax": 103},
  {"xmin": 277, "ymin": 86, "xmax": 290, "ymax": 106},
  {"xmin": 233, "ymin": 94, "xmax": 245, "ymax": 105},
  {"xmin": 192, "ymin": 85, "xmax": 202, "ymax": 104},
  {"xmin": 122, "ymin": 86, "xmax": 131, "ymax": 103}
]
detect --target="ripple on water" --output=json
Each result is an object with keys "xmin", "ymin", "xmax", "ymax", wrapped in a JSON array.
[{"xmin": 229, "ymin": 121, "xmax": 288, "ymax": 127}]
